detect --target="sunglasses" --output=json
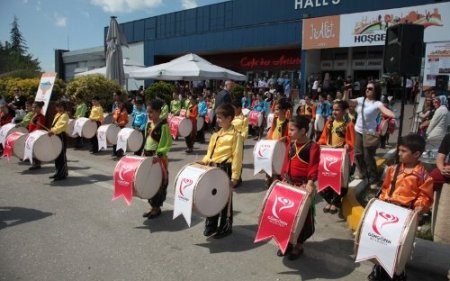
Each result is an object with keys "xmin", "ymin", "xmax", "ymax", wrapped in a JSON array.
[{"xmin": 366, "ymin": 87, "xmax": 374, "ymax": 91}]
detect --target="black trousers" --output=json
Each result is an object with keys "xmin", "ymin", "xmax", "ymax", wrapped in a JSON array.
[
  {"xmin": 319, "ymin": 187, "xmax": 348, "ymax": 206},
  {"xmin": 54, "ymin": 133, "xmax": 68, "ymax": 178},
  {"xmin": 205, "ymin": 163, "xmax": 233, "ymax": 228},
  {"xmin": 90, "ymin": 121, "xmax": 101, "ymax": 152}
]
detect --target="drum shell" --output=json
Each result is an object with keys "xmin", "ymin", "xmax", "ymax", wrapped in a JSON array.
[
  {"xmin": 27, "ymin": 130, "xmax": 62, "ymax": 162},
  {"xmin": 354, "ymin": 199, "xmax": 419, "ymax": 275},
  {"xmin": 98, "ymin": 124, "xmax": 120, "ymax": 145},
  {"xmin": 12, "ymin": 133, "xmax": 27, "ymax": 159},
  {"xmin": 196, "ymin": 117, "xmax": 204, "ymax": 132},
  {"xmin": 266, "ymin": 113, "xmax": 275, "ymax": 129},
  {"xmin": 254, "ymin": 140, "xmax": 286, "ymax": 175},
  {"xmin": 117, "ymin": 128, "xmax": 144, "ymax": 152},
  {"xmin": 171, "ymin": 117, "xmax": 193, "ymax": 137},
  {"xmin": 67, "ymin": 119, "xmax": 77, "ymax": 138},
  {"xmin": 74, "ymin": 117, "xmax": 97, "ymax": 139},
  {"xmin": 0, "ymin": 124, "xmax": 28, "ymax": 146}
]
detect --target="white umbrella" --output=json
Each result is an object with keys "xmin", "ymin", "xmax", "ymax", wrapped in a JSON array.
[
  {"xmin": 129, "ymin": 53, "xmax": 246, "ymax": 81},
  {"xmin": 105, "ymin": 16, "xmax": 128, "ymax": 87},
  {"xmin": 75, "ymin": 59, "xmax": 145, "ymax": 78}
]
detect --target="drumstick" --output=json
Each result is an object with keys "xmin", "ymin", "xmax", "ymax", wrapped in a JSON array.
[{"xmin": 36, "ymin": 122, "xmax": 50, "ymax": 131}]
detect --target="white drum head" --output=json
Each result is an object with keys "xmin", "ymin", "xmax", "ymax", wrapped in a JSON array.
[
  {"xmin": 396, "ymin": 211, "xmax": 419, "ymax": 275},
  {"xmin": 81, "ymin": 119, "xmax": 97, "ymax": 139},
  {"xmin": 13, "ymin": 133, "xmax": 27, "ymax": 159},
  {"xmin": 103, "ymin": 113, "xmax": 113, "ymax": 125},
  {"xmin": 33, "ymin": 133, "xmax": 62, "ymax": 162},
  {"xmin": 134, "ymin": 157, "xmax": 163, "ymax": 199},
  {"xmin": 178, "ymin": 118, "xmax": 193, "ymax": 137},
  {"xmin": 126, "ymin": 130, "xmax": 144, "ymax": 152},
  {"xmin": 272, "ymin": 141, "xmax": 287, "ymax": 175},
  {"xmin": 196, "ymin": 117, "xmax": 204, "ymax": 132},
  {"xmin": 315, "ymin": 116, "xmax": 325, "ymax": 132},
  {"xmin": 242, "ymin": 108, "xmax": 250, "ymax": 117},
  {"xmin": 193, "ymin": 167, "xmax": 230, "ymax": 217},
  {"xmin": 105, "ymin": 124, "xmax": 120, "ymax": 145}
]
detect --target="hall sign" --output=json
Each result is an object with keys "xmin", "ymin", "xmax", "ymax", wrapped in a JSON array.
[
  {"xmin": 240, "ymin": 55, "xmax": 301, "ymax": 69},
  {"xmin": 302, "ymin": 2, "xmax": 450, "ymax": 49},
  {"xmin": 294, "ymin": 0, "xmax": 341, "ymax": 10}
]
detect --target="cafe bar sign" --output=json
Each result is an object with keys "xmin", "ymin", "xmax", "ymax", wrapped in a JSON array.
[{"xmin": 295, "ymin": 0, "xmax": 341, "ymax": 10}]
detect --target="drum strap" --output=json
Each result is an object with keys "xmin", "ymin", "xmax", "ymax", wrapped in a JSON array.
[{"xmin": 388, "ymin": 164, "xmax": 401, "ymax": 197}]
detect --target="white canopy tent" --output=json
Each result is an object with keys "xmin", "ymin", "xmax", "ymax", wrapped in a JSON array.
[{"xmin": 129, "ymin": 53, "xmax": 246, "ymax": 81}]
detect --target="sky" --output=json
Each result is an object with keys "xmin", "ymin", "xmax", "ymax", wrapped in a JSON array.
[{"xmin": 0, "ymin": 0, "xmax": 225, "ymax": 72}]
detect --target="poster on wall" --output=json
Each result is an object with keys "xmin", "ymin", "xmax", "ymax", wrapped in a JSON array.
[
  {"xmin": 302, "ymin": 2, "xmax": 450, "ymax": 50},
  {"xmin": 423, "ymin": 42, "xmax": 450, "ymax": 90},
  {"xmin": 34, "ymin": 72, "xmax": 57, "ymax": 115}
]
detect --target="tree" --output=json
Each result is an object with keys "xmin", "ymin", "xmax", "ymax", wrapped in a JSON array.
[{"xmin": 10, "ymin": 16, "xmax": 27, "ymax": 55}]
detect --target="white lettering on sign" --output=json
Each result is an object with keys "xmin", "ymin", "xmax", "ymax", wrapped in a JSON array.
[
  {"xmin": 309, "ymin": 20, "xmax": 336, "ymax": 40},
  {"xmin": 295, "ymin": 0, "xmax": 340, "ymax": 9}
]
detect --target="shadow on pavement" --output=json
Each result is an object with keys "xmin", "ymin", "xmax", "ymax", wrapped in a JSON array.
[
  {"xmin": 135, "ymin": 211, "xmax": 202, "ymax": 232},
  {"xmin": 235, "ymin": 178, "xmax": 267, "ymax": 194},
  {"xmin": 0, "ymin": 206, "xmax": 52, "ymax": 230},
  {"xmin": 48, "ymin": 174, "xmax": 112, "ymax": 187},
  {"xmin": 194, "ymin": 224, "xmax": 264, "ymax": 254},
  {"xmin": 279, "ymin": 238, "xmax": 358, "ymax": 280}
]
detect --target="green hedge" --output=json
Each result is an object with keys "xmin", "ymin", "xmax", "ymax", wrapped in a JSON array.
[{"xmin": 0, "ymin": 77, "xmax": 65, "ymax": 102}]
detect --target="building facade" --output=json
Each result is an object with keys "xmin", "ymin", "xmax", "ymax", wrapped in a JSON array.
[{"xmin": 56, "ymin": 0, "xmax": 450, "ymax": 94}]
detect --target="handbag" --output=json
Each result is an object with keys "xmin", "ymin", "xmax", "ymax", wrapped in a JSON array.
[{"xmin": 361, "ymin": 97, "xmax": 380, "ymax": 148}]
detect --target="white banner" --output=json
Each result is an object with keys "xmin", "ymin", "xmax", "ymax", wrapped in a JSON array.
[
  {"xmin": 0, "ymin": 123, "xmax": 16, "ymax": 147},
  {"xmin": 173, "ymin": 165, "xmax": 205, "ymax": 227},
  {"xmin": 339, "ymin": 2, "xmax": 450, "ymax": 47},
  {"xmin": 355, "ymin": 200, "xmax": 413, "ymax": 278},
  {"xmin": 34, "ymin": 72, "xmax": 57, "ymax": 115},
  {"xmin": 97, "ymin": 125, "xmax": 108, "ymax": 151},
  {"xmin": 73, "ymin": 117, "xmax": 89, "ymax": 137},
  {"xmin": 423, "ymin": 41, "xmax": 450, "ymax": 89},
  {"xmin": 254, "ymin": 140, "xmax": 277, "ymax": 177},
  {"xmin": 23, "ymin": 130, "xmax": 47, "ymax": 164},
  {"xmin": 116, "ymin": 128, "xmax": 134, "ymax": 153}
]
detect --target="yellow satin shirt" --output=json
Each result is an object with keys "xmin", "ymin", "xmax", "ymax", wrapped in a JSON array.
[
  {"xmin": 89, "ymin": 105, "xmax": 104, "ymax": 121},
  {"xmin": 51, "ymin": 112, "xmax": 69, "ymax": 135},
  {"xmin": 202, "ymin": 126, "xmax": 243, "ymax": 181},
  {"xmin": 231, "ymin": 114, "xmax": 249, "ymax": 139},
  {"xmin": 271, "ymin": 118, "xmax": 284, "ymax": 140}
]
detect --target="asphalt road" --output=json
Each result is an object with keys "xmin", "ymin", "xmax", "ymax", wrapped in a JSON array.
[{"xmin": 0, "ymin": 104, "xmax": 445, "ymax": 281}]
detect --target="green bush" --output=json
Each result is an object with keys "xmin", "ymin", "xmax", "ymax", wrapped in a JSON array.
[
  {"xmin": 144, "ymin": 81, "xmax": 175, "ymax": 105},
  {"xmin": 66, "ymin": 74, "xmax": 123, "ymax": 111},
  {"xmin": 232, "ymin": 84, "xmax": 244, "ymax": 101},
  {"xmin": 0, "ymin": 76, "xmax": 65, "ymax": 102}
]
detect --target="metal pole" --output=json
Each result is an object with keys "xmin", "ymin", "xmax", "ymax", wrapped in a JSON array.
[{"xmin": 395, "ymin": 75, "xmax": 407, "ymax": 163}]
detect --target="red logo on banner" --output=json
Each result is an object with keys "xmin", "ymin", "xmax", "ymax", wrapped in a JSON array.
[
  {"xmin": 257, "ymin": 144, "xmax": 271, "ymax": 159},
  {"xmin": 113, "ymin": 157, "xmax": 142, "ymax": 205},
  {"xmin": 255, "ymin": 183, "xmax": 306, "ymax": 254},
  {"xmin": 178, "ymin": 178, "xmax": 193, "ymax": 197},
  {"xmin": 98, "ymin": 131, "xmax": 105, "ymax": 141},
  {"xmin": 372, "ymin": 211, "xmax": 400, "ymax": 235},
  {"xmin": 318, "ymin": 149, "xmax": 343, "ymax": 194}
]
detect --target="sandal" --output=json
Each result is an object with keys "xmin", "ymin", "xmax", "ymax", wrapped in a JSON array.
[
  {"xmin": 329, "ymin": 205, "xmax": 338, "ymax": 214},
  {"xmin": 323, "ymin": 204, "xmax": 331, "ymax": 213},
  {"xmin": 287, "ymin": 246, "xmax": 304, "ymax": 260}
]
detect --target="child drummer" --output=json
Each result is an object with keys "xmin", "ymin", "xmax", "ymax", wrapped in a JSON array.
[
  {"xmin": 142, "ymin": 99, "xmax": 172, "ymax": 219},
  {"xmin": 279, "ymin": 115, "xmax": 320, "ymax": 260},
  {"xmin": 368, "ymin": 134, "xmax": 433, "ymax": 281},
  {"xmin": 198, "ymin": 103, "xmax": 243, "ymax": 239},
  {"xmin": 317, "ymin": 100, "xmax": 355, "ymax": 214}
]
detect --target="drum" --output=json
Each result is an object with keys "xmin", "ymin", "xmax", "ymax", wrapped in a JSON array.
[
  {"xmin": 169, "ymin": 116, "xmax": 193, "ymax": 138},
  {"xmin": 248, "ymin": 111, "xmax": 263, "ymax": 127},
  {"xmin": 113, "ymin": 155, "xmax": 163, "ymax": 200},
  {"xmin": 0, "ymin": 123, "xmax": 28, "ymax": 147},
  {"xmin": 24, "ymin": 130, "xmax": 62, "ymax": 162},
  {"xmin": 242, "ymin": 108, "xmax": 250, "ymax": 117},
  {"xmin": 103, "ymin": 113, "xmax": 113, "ymax": 125},
  {"xmin": 314, "ymin": 115, "xmax": 325, "ymax": 132},
  {"xmin": 3, "ymin": 131, "xmax": 27, "ymax": 159},
  {"xmin": 116, "ymin": 128, "xmax": 144, "ymax": 152},
  {"xmin": 174, "ymin": 163, "xmax": 230, "ymax": 217},
  {"xmin": 196, "ymin": 117, "xmax": 204, "ymax": 132},
  {"xmin": 258, "ymin": 180, "xmax": 312, "ymax": 244},
  {"xmin": 266, "ymin": 113, "xmax": 275, "ymax": 129},
  {"xmin": 378, "ymin": 119, "xmax": 389, "ymax": 136},
  {"xmin": 67, "ymin": 119, "xmax": 77, "ymax": 138},
  {"xmin": 97, "ymin": 124, "xmax": 120, "ymax": 145},
  {"xmin": 355, "ymin": 199, "xmax": 419, "ymax": 276},
  {"xmin": 180, "ymin": 109, "xmax": 187, "ymax": 117},
  {"xmin": 253, "ymin": 140, "xmax": 286, "ymax": 176},
  {"xmin": 318, "ymin": 147, "xmax": 350, "ymax": 193},
  {"xmin": 73, "ymin": 117, "xmax": 97, "ymax": 139}
]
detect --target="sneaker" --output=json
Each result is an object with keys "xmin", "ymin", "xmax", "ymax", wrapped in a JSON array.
[
  {"xmin": 370, "ymin": 183, "xmax": 378, "ymax": 190},
  {"xmin": 353, "ymin": 170, "xmax": 363, "ymax": 179}
]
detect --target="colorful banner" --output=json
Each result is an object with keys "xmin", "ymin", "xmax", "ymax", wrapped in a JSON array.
[
  {"xmin": 0, "ymin": 123, "xmax": 16, "ymax": 147},
  {"xmin": 255, "ymin": 182, "xmax": 307, "ymax": 254},
  {"xmin": 423, "ymin": 41, "xmax": 450, "ymax": 90},
  {"xmin": 23, "ymin": 130, "xmax": 47, "ymax": 164},
  {"xmin": 266, "ymin": 113, "xmax": 275, "ymax": 129},
  {"xmin": 254, "ymin": 140, "xmax": 276, "ymax": 177},
  {"xmin": 116, "ymin": 128, "xmax": 134, "ymax": 153},
  {"xmin": 112, "ymin": 156, "xmax": 143, "ymax": 205},
  {"xmin": 318, "ymin": 148, "xmax": 345, "ymax": 195},
  {"xmin": 355, "ymin": 200, "xmax": 414, "ymax": 278},
  {"xmin": 173, "ymin": 165, "xmax": 205, "ymax": 227},
  {"xmin": 34, "ymin": 72, "xmax": 57, "ymax": 115},
  {"xmin": 3, "ymin": 132, "xmax": 24, "ymax": 160},
  {"xmin": 248, "ymin": 111, "xmax": 262, "ymax": 127},
  {"xmin": 302, "ymin": 2, "xmax": 450, "ymax": 49}
]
